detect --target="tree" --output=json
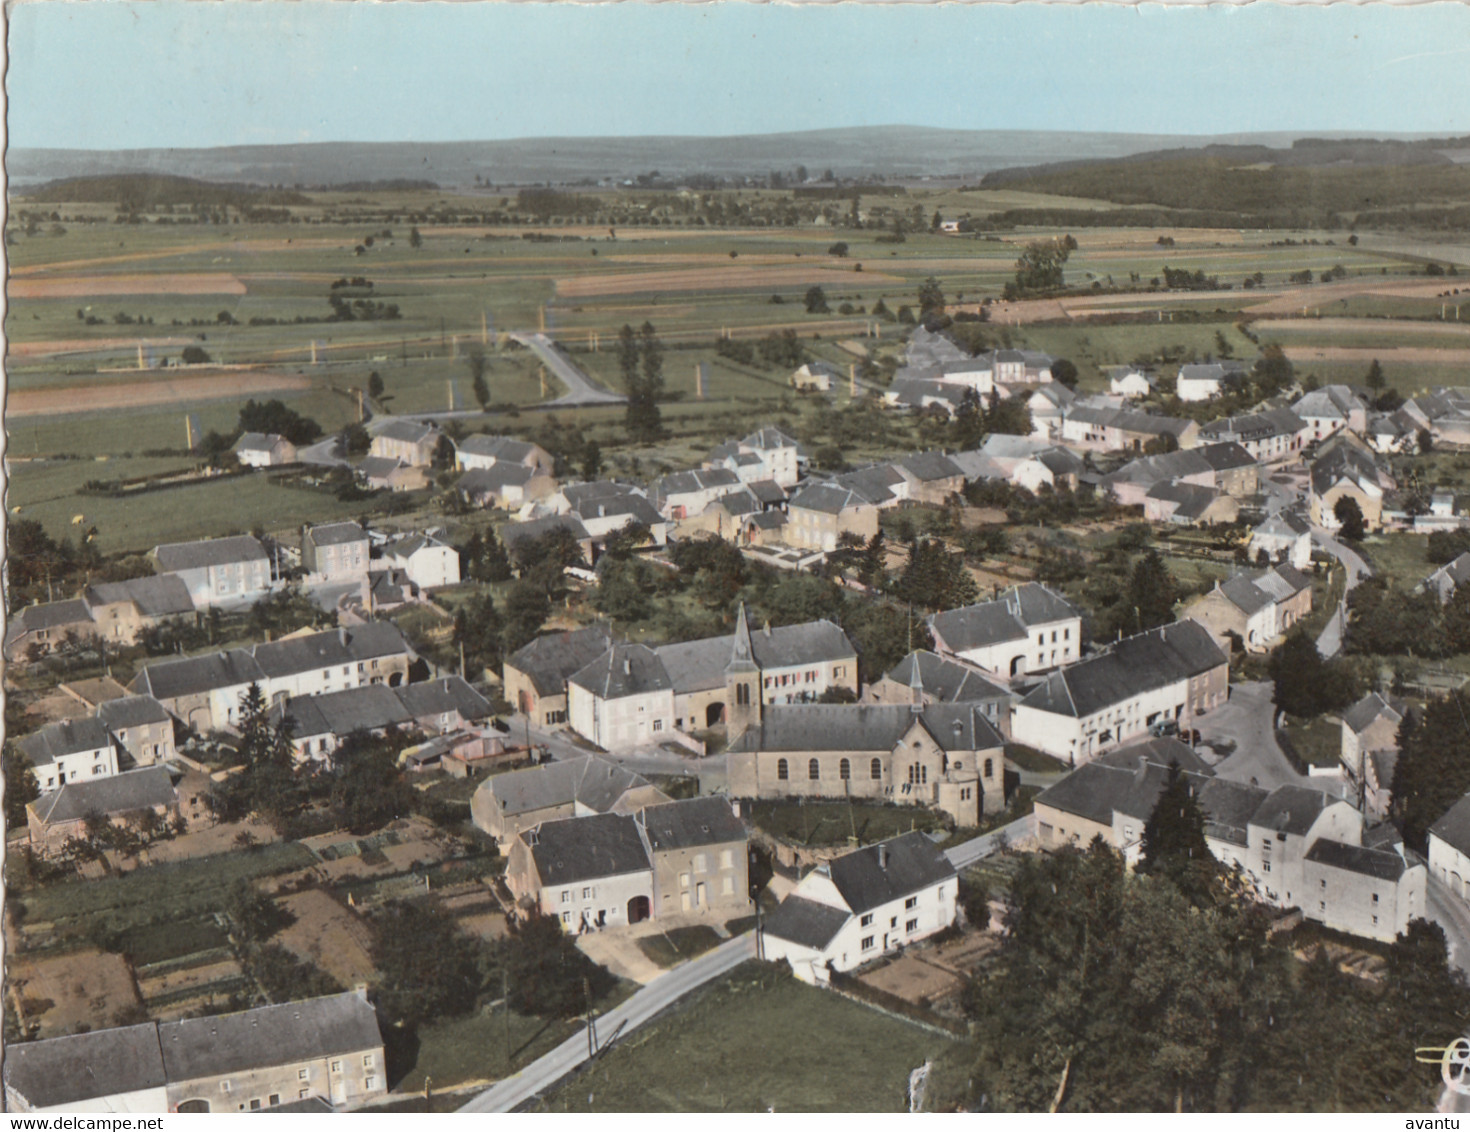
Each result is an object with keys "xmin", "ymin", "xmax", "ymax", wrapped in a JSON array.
[
  {"xmin": 463, "ymin": 529, "xmax": 513, "ymax": 583},
  {"xmin": 1121, "ymin": 549, "xmax": 1178, "ymax": 633},
  {"xmin": 1334, "ymin": 495, "xmax": 1367, "ymax": 541},
  {"xmin": 1391, "ymin": 700, "xmax": 1470, "ymax": 853},
  {"xmin": 468, "ymin": 349, "xmax": 490, "ymax": 409},
  {"xmin": 1138, "ymin": 762, "xmax": 1218, "ymax": 907},
  {"xmin": 225, "ymin": 880, "xmax": 293, "ymax": 943},
  {"xmin": 624, "ymin": 322, "xmax": 665, "ymax": 442},
  {"xmin": 958, "ymin": 875, "xmax": 990, "ymax": 929},
  {"xmin": 502, "ymin": 579, "xmax": 552, "ymax": 653},
  {"xmin": 368, "ymin": 370, "xmax": 385, "ymax": 400},
  {"xmin": 827, "ymin": 241, "xmax": 849, "ymax": 258},
  {"xmin": 917, "ymin": 276, "xmax": 946, "ymax": 321},
  {"xmin": 1419, "ymin": 427, "xmax": 1436, "ymax": 455},
  {"xmin": 181, "ymin": 345, "xmax": 212, "ymax": 364},
  {"xmin": 857, "ymin": 530, "xmax": 888, "ymax": 591},
  {"xmin": 432, "ymin": 434, "xmax": 458, "ymax": 472},
  {"xmin": 3, "ymin": 744, "xmax": 40, "ymax": 829},
  {"xmin": 409, "ymin": 226, "xmax": 422, "ymax": 248},
  {"xmin": 1365, "ymin": 358, "xmax": 1386, "ymax": 393},
  {"xmin": 501, "ymin": 910, "xmax": 616, "ymax": 1018},
  {"xmin": 339, "ymin": 422, "xmax": 370, "ymax": 457},
  {"xmin": 580, "ymin": 440, "xmax": 603, "ymax": 481},
  {"xmin": 804, "ymin": 285, "xmax": 830, "ymax": 314},
  {"xmin": 984, "ymin": 395, "xmax": 1034, "ymax": 438},
  {"xmin": 328, "ymin": 731, "xmax": 414, "ymax": 834},
  {"xmin": 454, "ymin": 593, "xmax": 505, "ymax": 676},
  {"xmin": 370, "ymin": 900, "xmax": 484, "ymax": 1028},
  {"xmin": 1051, "ymin": 359, "xmax": 1079, "ymax": 390},
  {"xmin": 1013, "ymin": 239, "xmax": 1069, "ymax": 293},
  {"xmin": 894, "ymin": 538, "xmax": 978, "ymax": 611},
  {"xmin": 1268, "ymin": 630, "xmax": 1332, "ymax": 719}
]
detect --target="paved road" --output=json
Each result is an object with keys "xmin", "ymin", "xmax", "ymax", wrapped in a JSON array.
[
  {"xmin": 508, "ymin": 332, "xmax": 627, "ymax": 407},
  {"xmin": 298, "ymin": 435, "xmax": 347, "ymax": 467},
  {"xmin": 1197, "ymin": 681, "xmax": 1305, "ymax": 793},
  {"xmin": 1311, "ymin": 525, "xmax": 1373, "ymax": 658},
  {"xmin": 945, "ymin": 812, "xmax": 1037, "ymax": 871},
  {"xmin": 459, "ymin": 933, "xmax": 756, "ymax": 1113}
]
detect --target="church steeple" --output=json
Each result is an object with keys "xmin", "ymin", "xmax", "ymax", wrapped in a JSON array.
[
  {"xmin": 725, "ymin": 602, "xmax": 761, "ymax": 742},
  {"xmin": 727, "ymin": 602, "xmax": 759, "ymax": 674},
  {"xmin": 909, "ymin": 652, "xmax": 926, "ymax": 711}
]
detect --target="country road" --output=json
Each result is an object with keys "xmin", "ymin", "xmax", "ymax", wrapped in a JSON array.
[
  {"xmin": 458, "ymin": 933, "xmax": 756, "ymax": 1113},
  {"xmin": 1311, "ymin": 524, "xmax": 1373, "ymax": 658},
  {"xmin": 508, "ymin": 331, "xmax": 626, "ymax": 407}
]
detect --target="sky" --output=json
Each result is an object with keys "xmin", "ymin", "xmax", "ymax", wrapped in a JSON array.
[{"xmin": 8, "ymin": 1, "xmax": 1470, "ymax": 150}]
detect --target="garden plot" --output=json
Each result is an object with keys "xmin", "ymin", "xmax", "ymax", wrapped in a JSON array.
[{"xmin": 8, "ymin": 948, "xmax": 143, "ymax": 1038}]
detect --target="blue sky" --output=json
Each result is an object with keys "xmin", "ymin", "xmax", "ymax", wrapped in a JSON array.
[{"xmin": 9, "ymin": 1, "xmax": 1470, "ymax": 149}]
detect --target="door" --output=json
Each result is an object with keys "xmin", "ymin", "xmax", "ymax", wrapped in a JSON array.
[
  {"xmin": 696, "ymin": 882, "xmax": 707, "ymax": 908},
  {"xmin": 628, "ymin": 895, "xmax": 651, "ymax": 924},
  {"xmin": 681, "ymin": 890, "xmax": 692, "ymax": 912}
]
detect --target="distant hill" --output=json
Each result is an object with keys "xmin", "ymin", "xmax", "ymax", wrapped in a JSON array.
[
  {"xmin": 6, "ymin": 127, "xmax": 1425, "ymax": 193},
  {"xmin": 978, "ymin": 136, "xmax": 1470, "ymax": 227},
  {"xmin": 21, "ymin": 173, "xmax": 311, "ymax": 209}
]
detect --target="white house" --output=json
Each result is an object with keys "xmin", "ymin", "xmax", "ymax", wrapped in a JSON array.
[
  {"xmin": 233, "ymin": 432, "xmax": 297, "ymax": 468},
  {"xmin": 1293, "ymin": 385, "xmax": 1371, "ymax": 444},
  {"xmin": 1249, "ymin": 512, "xmax": 1313, "ymax": 570},
  {"xmin": 17, "ymin": 716, "xmax": 120, "ymax": 792},
  {"xmin": 566, "ymin": 643, "xmax": 677, "ymax": 752},
  {"xmin": 506, "ymin": 811, "xmax": 656, "ymax": 933},
  {"xmin": 1429, "ymin": 793, "xmax": 1470, "ymax": 903},
  {"xmin": 378, "ymin": 534, "xmax": 460, "ymax": 589},
  {"xmin": 706, "ymin": 427, "xmax": 804, "ymax": 489},
  {"xmin": 453, "ymin": 433, "xmax": 554, "ymax": 476},
  {"xmin": 153, "ymin": 535, "xmax": 273, "ymax": 609},
  {"xmin": 1107, "ymin": 366, "xmax": 1156, "ymax": 400},
  {"xmin": 928, "ymin": 583, "xmax": 1083, "ymax": 680},
  {"xmin": 761, "ymin": 832, "xmax": 957, "ymax": 984},
  {"xmin": 1176, "ymin": 362, "xmax": 1247, "ymax": 403}
]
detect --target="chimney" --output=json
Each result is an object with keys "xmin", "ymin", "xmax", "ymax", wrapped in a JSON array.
[
  {"xmin": 877, "ymin": 844, "xmax": 888, "ymax": 870},
  {"xmin": 339, "ymin": 627, "xmax": 348, "ymax": 646},
  {"xmin": 623, "ymin": 658, "xmax": 631, "ymax": 676}
]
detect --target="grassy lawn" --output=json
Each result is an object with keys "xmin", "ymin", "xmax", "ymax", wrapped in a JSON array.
[
  {"xmin": 13, "ymin": 841, "xmax": 315, "ymax": 940},
  {"xmin": 635, "ymin": 926, "xmax": 724, "ymax": 969},
  {"xmin": 1278, "ymin": 714, "xmax": 1344, "ymax": 769},
  {"xmin": 535, "ymin": 961, "xmax": 951, "ymax": 1112},
  {"xmin": 748, "ymin": 800, "xmax": 948, "ymax": 847},
  {"xmin": 1357, "ymin": 531, "xmax": 1431, "ymax": 590}
]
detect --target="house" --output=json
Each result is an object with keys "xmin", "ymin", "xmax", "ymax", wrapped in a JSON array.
[
  {"xmin": 1011, "ymin": 620, "xmax": 1229, "ymax": 763},
  {"xmin": 1198, "ymin": 407, "xmax": 1306, "ymax": 464},
  {"xmin": 369, "ymin": 418, "xmax": 444, "ymax": 466},
  {"xmin": 652, "ymin": 468, "xmax": 746, "ymax": 521},
  {"xmin": 503, "ymin": 625, "xmax": 614, "ymax": 727},
  {"xmin": 233, "ymin": 432, "xmax": 297, "ymax": 468},
  {"xmin": 1403, "ymin": 387, "xmax": 1470, "ymax": 448},
  {"xmin": 457, "ymin": 462, "xmax": 557, "ymax": 509},
  {"xmin": 4, "ymin": 598, "xmax": 98, "ymax": 658},
  {"xmin": 378, "ymin": 534, "xmax": 460, "ymax": 589},
  {"xmin": 566, "ymin": 643, "xmax": 676, "ymax": 752},
  {"xmin": 1181, "ymin": 566, "xmax": 1312, "ymax": 653},
  {"xmin": 867, "ymin": 649, "xmax": 1012, "ymax": 734},
  {"xmin": 727, "ymin": 701, "xmax": 1006, "ymax": 824},
  {"xmin": 153, "ymin": 535, "xmax": 273, "ymax": 608},
  {"xmin": 1108, "ymin": 365, "xmax": 1157, "ymax": 400},
  {"xmin": 1176, "ymin": 361, "xmax": 1248, "ymax": 403},
  {"xmin": 952, "ymin": 435, "xmax": 1085, "ymax": 493},
  {"xmin": 98, "ymin": 695, "xmax": 177, "ymax": 767},
  {"xmin": 884, "ymin": 376, "xmax": 970, "ymax": 416},
  {"xmin": 835, "ymin": 464, "xmax": 909, "ymax": 508},
  {"xmin": 470, "ymin": 753, "xmax": 672, "ymax": 844},
  {"xmin": 1143, "ymin": 481, "xmax": 1239, "ymax": 526},
  {"xmin": 928, "ymin": 583, "xmax": 1083, "ymax": 680},
  {"xmin": 1058, "ymin": 406, "xmax": 1200, "ymax": 453},
  {"xmin": 552, "ymin": 482, "xmax": 669, "ymax": 546},
  {"xmin": 784, "ymin": 482, "xmax": 881, "ymax": 552},
  {"xmin": 1102, "ymin": 442, "xmax": 1259, "ymax": 506},
  {"xmin": 1249, "ymin": 512, "xmax": 1313, "ymax": 570},
  {"xmin": 273, "ymin": 675, "xmax": 493, "ymax": 764},
  {"xmin": 27, "ymin": 765, "xmax": 180, "ymax": 858},
  {"xmin": 3, "ymin": 988, "xmax": 387, "ymax": 1113},
  {"xmin": 1037, "ymin": 760, "xmax": 1424, "ymax": 943},
  {"xmin": 129, "ymin": 623, "xmax": 415, "ymax": 733},
  {"xmin": 1309, "ymin": 440, "xmax": 1392, "ymax": 532},
  {"xmin": 761, "ymin": 832, "xmax": 957, "ymax": 984},
  {"xmin": 895, "ymin": 451, "xmax": 966, "ymax": 505},
  {"xmin": 705, "ymin": 426, "xmax": 805, "ymax": 489},
  {"xmin": 1420, "ymin": 552, "xmax": 1470, "ymax": 604},
  {"xmin": 500, "ymin": 514, "xmax": 594, "ymax": 566},
  {"xmin": 791, "ymin": 361, "xmax": 840, "ymax": 392},
  {"xmin": 1428, "ymin": 794, "xmax": 1470, "ymax": 903},
  {"xmin": 356, "ymin": 456, "xmax": 428, "ymax": 493},
  {"xmin": 84, "ymin": 574, "xmax": 197, "ymax": 645},
  {"xmin": 453, "ymin": 433, "xmax": 554, "ymax": 476},
  {"xmin": 1293, "ymin": 385, "xmax": 1371, "ymax": 443},
  {"xmin": 1018, "ymin": 382, "xmax": 1077, "ymax": 440},
  {"xmin": 301, "ymin": 522, "xmax": 370, "ymax": 583},
  {"xmin": 506, "ymin": 812, "xmax": 655, "ymax": 932},
  {"xmin": 17, "ymin": 716, "xmax": 119, "ymax": 792},
  {"xmin": 1367, "ymin": 410, "xmax": 1418, "ymax": 455},
  {"xmin": 1339, "ymin": 691, "xmax": 1405, "ymax": 785},
  {"xmin": 638, "ymin": 795, "xmax": 752, "ymax": 919}
]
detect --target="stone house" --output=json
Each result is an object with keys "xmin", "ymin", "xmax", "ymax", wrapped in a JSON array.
[
  {"xmin": 1198, "ymin": 408, "xmax": 1306, "ymax": 464},
  {"xmin": 928, "ymin": 583, "xmax": 1083, "ymax": 680},
  {"xmin": 233, "ymin": 432, "xmax": 297, "ymax": 468},
  {"xmin": 780, "ymin": 483, "xmax": 881, "ymax": 553},
  {"xmin": 761, "ymin": 832, "xmax": 958, "ymax": 984},
  {"xmin": 502, "ymin": 625, "xmax": 614, "ymax": 727},
  {"xmin": 470, "ymin": 753, "xmax": 671, "ymax": 845},
  {"xmin": 505, "ymin": 811, "xmax": 656, "ymax": 932},
  {"xmin": 1181, "ymin": 566, "xmax": 1312, "ymax": 654},
  {"xmin": 355, "ymin": 456, "xmax": 428, "ymax": 493},
  {"xmin": 457, "ymin": 462, "xmax": 557, "ymax": 509},
  {"xmin": 1143, "ymin": 481, "xmax": 1239, "ymax": 526},
  {"xmin": 637, "ymin": 796, "xmax": 752, "ymax": 919},
  {"xmin": 83, "ymin": 575, "xmax": 197, "ymax": 645},
  {"xmin": 1339, "ymin": 691, "xmax": 1405, "ymax": 784},
  {"xmin": 1308, "ymin": 440, "xmax": 1392, "ymax": 532},
  {"xmin": 705, "ymin": 426, "xmax": 805, "ymax": 489},
  {"xmin": 4, "ymin": 598, "xmax": 98, "ymax": 659},
  {"xmin": 1249, "ymin": 512, "xmax": 1313, "ymax": 570},
  {"xmin": 97, "ymin": 695, "xmax": 177, "ymax": 767},
  {"xmin": 1419, "ymin": 552, "xmax": 1470, "ymax": 604},
  {"xmin": 726, "ymin": 701, "xmax": 1006, "ymax": 824},
  {"xmin": 369, "ymin": 419, "xmax": 444, "ymax": 467},
  {"xmin": 1429, "ymin": 793, "xmax": 1470, "ymax": 903},
  {"xmin": 1293, "ymin": 385, "xmax": 1371, "ymax": 443},
  {"xmin": 652, "ymin": 468, "xmax": 747, "ymax": 521},
  {"xmin": 153, "ymin": 535, "xmax": 273, "ymax": 608},
  {"xmin": 301, "ymin": 522, "xmax": 370, "ymax": 583},
  {"xmin": 27, "ymin": 765, "xmax": 180, "ymax": 858},
  {"xmin": 894, "ymin": 451, "xmax": 966, "ymax": 505}
]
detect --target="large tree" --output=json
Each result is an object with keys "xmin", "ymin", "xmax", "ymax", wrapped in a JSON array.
[
  {"xmin": 1390, "ymin": 699, "xmax": 1470, "ymax": 853},
  {"xmin": 1334, "ymin": 495, "xmax": 1367, "ymax": 541},
  {"xmin": 1121, "ymin": 549, "xmax": 1178, "ymax": 633},
  {"xmin": 1138, "ymin": 762, "xmax": 1217, "ymax": 907}
]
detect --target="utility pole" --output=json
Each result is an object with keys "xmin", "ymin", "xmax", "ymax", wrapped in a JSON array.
[{"xmin": 584, "ymin": 977, "xmax": 597, "ymax": 1059}]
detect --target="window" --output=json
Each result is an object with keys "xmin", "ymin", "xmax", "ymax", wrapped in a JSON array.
[
  {"xmin": 860, "ymin": 913, "xmax": 873, "ymax": 927},
  {"xmin": 861, "ymin": 935, "xmax": 875, "ymax": 951},
  {"xmin": 735, "ymin": 683, "xmax": 750, "ymax": 706},
  {"xmin": 1372, "ymin": 893, "xmax": 1380, "ymax": 904},
  {"xmin": 839, "ymin": 758, "xmax": 851, "ymax": 780},
  {"xmin": 1318, "ymin": 902, "xmax": 1326, "ymax": 912},
  {"xmin": 694, "ymin": 854, "xmax": 708, "ymax": 873},
  {"xmin": 871, "ymin": 758, "xmax": 882, "ymax": 780},
  {"xmin": 653, "ymin": 719, "xmax": 664, "ymax": 733},
  {"xmin": 221, "ymin": 1081, "xmax": 232, "ymax": 1093},
  {"xmin": 582, "ymin": 887, "xmax": 593, "ymax": 899},
  {"xmin": 1263, "ymin": 861, "xmax": 1271, "ymax": 873},
  {"xmin": 331, "ymin": 1061, "xmax": 342, "ymax": 1074},
  {"xmin": 365, "ymin": 1077, "xmax": 378, "ymax": 1091},
  {"xmin": 268, "ymin": 1095, "xmax": 280, "ymax": 1108},
  {"xmin": 720, "ymin": 849, "xmax": 734, "ymax": 869},
  {"xmin": 250, "ymin": 1099, "xmax": 262, "ymax": 1112},
  {"xmin": 809, "ymin": 758, "xmax": 820, "ymax": 780},
  {"xmin": 561, "ymin": 890, "xmax": 571, "ymax": 904},
  {"xmin": 722, "ymin": 876, "xmax": 734, "ymax": 895},
  {"xmin": 983, "ymin": 758, "xmax": 993, "ymax": 778},
  {"xmin": 298, "ymin": 1069, "xmax": 309, "ymax": 1081},
  {"xmin": 299, "ymin": 1091, "xmax": 311, "ymax": 1101},
  {"xmin": 1373, "ymin": 915, "xmax": 1379, "ymax": 926},
  {"xmin": 890, "ymin": 916, "xmax": 898, "ymax": 929},
  {"xmin": 777, "ymin": 758, "xmax": 789, "ymax": 781},
  {"xmin": 561, "ymin": 911, "xmax": 571, "ymax": 924},
  {"xmin": 907, "ymin": 918, "xmax": 918, "ymax": 933},
  {"xmin": 905, "ymin": 896, "xmax": 918, "ymax": 910},
  {"xmin": 1320, "ymin": 879, "xmax": 1327, "ymax": 889}
]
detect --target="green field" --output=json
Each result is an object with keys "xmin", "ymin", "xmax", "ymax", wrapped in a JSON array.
[{"xmin": 535, "ymin": 961, "xmax": 951, "ymax": 1112}]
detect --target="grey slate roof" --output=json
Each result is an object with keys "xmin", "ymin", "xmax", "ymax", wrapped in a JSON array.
[
  {"xmin": 234, "ymin": 431, "xmax": 286, "ymax": 453},
  {"xmin": 273, "ymin": 683, "xmax": 414, "ymax": 739},
  {"xmin": 763, "ymin": 895, "xmax": 850, "ymax": 950},
  {"xmin": 132, "ymin": 648, "xmax": 267, "ymax": 701},
  {"xmin": 456, "ymin": 434, "xmax": 539, "ymax": 463},
  {"xmin": 18, "ymin": 716, "xmax": 113, "ymax": 767},
  {"xmin": 86, "ymin": 573, "xmax": 196, "ymax": 618},
  {"xmin": 647, "ymin": 619, "xmax": 856, "ymax": 696},
  {"xmin": 395, "ymin": 676, "xmax": 493, "ymax": 722},
  {"xmin": 155, "ymin": 535, "xmax": 269, "ymax": 571},
  {"xmin": 883, "ymin": 650, "xmax": 1010, "ymax": 704},
  {"xmin": 1147, "ymin": 480, "xmax": 1224, "ymax": 519},
  {"xmin": 1200, "ymin": 407, "xmax": 1305, "ymax": 443},
  {"xmin": 1196, "ymin": 777, "xmax": 1270, "ymax": 846},
  {"xmin": 835, "ymin": 464, "xmax": 906, "ymax": 505},
  {"xmin": 482, "ymin": 754, "xmax": 660, "ymax": 818},
  {"xmin": 899, "ymin": 451, "xmax": 965, "ymax": 483},
  {"xmin": 569, "ymin": 642, "xmax": 672, "ymax": 698},
  {"xmin": 638, "ymin": 796, "xmax": 747, "ymax": 851},
  {"xmin": 1303, "ymin": 838, "xmax": 1409, "ymax": 881},
  {"xmin": 1035, "ymin": 760, "xmax": 1186, "ymax": 827},
  {"xmin": 823, "ymin": 831, "xmax": 956, "ymax": 915},
  {"xmin": 727, "ymin": 702, "xmax": 1003, "ymax": 755},
  {"xmin": 1218, "ymin": 573, "xmax": 1276, "ymax": 617},
  {"xmin": 929, "ymin": 583, "xmax": 1080, "ymax": 654},
  {"xmin": 506, "ymin": 626, "xmax": 614, "ymax": 698},
  {"xmin": 1253, "ymin": 512, "xmax": 1311, "ymax": 539},
  {"xmin": 747, "ymin": 479, "xmax": 788, "ymax": 506},
  {"xmin": 653, "ymin": 467, "xmax": 742, "ymax": 506},
  {"xmin": 1250, "ymin": 784, "xmax": 1332, "ymax": 836},
  {"xmin": 374, "ymin": 419, "xmax": 441, "ymax": 445},
  {"xmin": 1430, "ymin": 793, "xmax": 1470, "ymax": 856},
  {"xmin": 306, "ymin": 521, "xmax": 368, "ymax": 547},
  {"xmin": 2, "ymin": 1022, "xmax": 167, "ymax": 1108},
  {"xmin": 157, "ymin": 990, "xmax": 382, "ymax": 1084},
  {"xmin": 788, "ymin": 482, "xmax": 871, "ymax": 515},
  {"xmin": 1095, "ymin": 736, "xmax": 1216, "ymax": 778},
  {"xmin": 97, "ymin": 695, "xmax": 172, "ymax": 731},
  {"xmin": 31, "ymin": 765, "xmax": 177, "ymax": 825},
  {"xmin": 743, "ymin": 426, "xmax": 802, "ymax": 452},
  {"xmin": 500, "ymin": 514, "xmax": 592, "ymax": 549},
  {"xmin": 1018, "ymin": 620, "xmax": 1226, "ymax": 720},
  {"xmin": 530, "ymin": 812, "xmax": 652, "ymax": 885},
  {"xmin": 459, "ymin": 463, "xmax": 535, "ymax": 495},
  {"xmin": 357, "ymin": 455, "xmax": 406, "ymax": 481},
  {"xmin": 6, "ymin": 598, "xmax": 95, "ymax": 643}
]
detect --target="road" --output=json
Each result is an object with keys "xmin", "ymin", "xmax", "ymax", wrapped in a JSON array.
[
  {"xmin": 298, "ymin": 435, "xmax": 347, "ymax": 467},
  {"xmin": 508, "ymin": 331, "xmax": 627, "ymax": 407},
  {"xmin": 459, "ymin": 933, "xmax": 756, "ymax": 1113},
  {"xmin": 1311, "ymin": 524, "xmax": 1373, "ymax": 658},
  {"xmin": 1197, "ymin": 680, "xmax": 1306, "ymax": 793}
]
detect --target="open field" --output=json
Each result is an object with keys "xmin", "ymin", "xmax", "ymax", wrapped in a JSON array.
[
  {"xmin": 274, "ymin": 888, "xmax": 378, "ymax": 988},
  {"xmin": 10, "ymin": 369, "xmax": 314, "ymax": 416},
  {"xmin": 11, "ymin": 272, "xmax": 247, "ymax": 298},
  {"xmin": 535, "ymin": 961, "xmax": 951, "ymax": 1112},
  {"xmin": 8, "ymin": 948, "xmax": 143, "ymax": 1038}
]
